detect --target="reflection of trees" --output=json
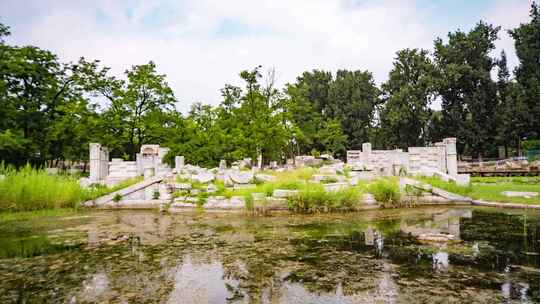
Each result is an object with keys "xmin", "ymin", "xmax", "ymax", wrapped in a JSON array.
[{"xmin": 460, "ymin": 211, "xmax": 540, "ymax": 269}]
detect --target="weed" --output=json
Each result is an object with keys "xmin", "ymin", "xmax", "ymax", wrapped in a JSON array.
[{"xmin": 368, "ymin": 179, "xmax": 401, "ymax": 207}]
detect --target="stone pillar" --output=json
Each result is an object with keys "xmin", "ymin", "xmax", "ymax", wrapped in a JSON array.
[
  {"xmin": 435, "ymin": 142, "xmax": 447, "ymax": 173},
  {"xmin": 89, "ymin": 143, "xmax": 109, "ymax": 182},
  {"xmin": 362, "ymin": 143, "xmax": 372, "ymax": 168},
  {"xmin": 444, "ymin": 138, "xmax": 458, "ymax": 178},
  {"xmin": 143, "ymin": 167, "xmax": 155, "ymax": 180},
  {"xmin": 175, "ymin": 156, "xmax": 185, "ymax": 171},
  {"xmin": 219, "ymin": 159, "xmax": 227, "ymax": 170}
]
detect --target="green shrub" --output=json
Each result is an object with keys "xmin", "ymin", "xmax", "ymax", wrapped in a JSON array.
[
  {"xmin": 368, "ymin": 179, "xmax": 401, "ymax": 207},
  {"xmin": 320, "ymin": 176, "xmax": 339, "ymax": 184},
  {"xmin": 112, "ymin": 193, "xmax": 122, "ymax": 203},
  {"xmin": 287, "ymin": 184, "xmax": 361, "ymax": 213}
]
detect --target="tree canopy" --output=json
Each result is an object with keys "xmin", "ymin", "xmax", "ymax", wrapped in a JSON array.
[{"xmin": 1, "ymin": 3, "xmax": 540, "ymax": 167}]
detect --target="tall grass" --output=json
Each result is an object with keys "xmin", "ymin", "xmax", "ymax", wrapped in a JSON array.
[
  {"xmin": 287, "ymin": 184, "xmax": 362, "ymax": 213},
  {"xmin": 0, "ymin": 165, "xmax": 84, "ymax": 211},
  {"xmin": 368, "ymin": 178, "xmax": 401, "ymax": 207},
  {"xmin": 0, "ymin": 164, "xmax": 143, "ymax": 212}
]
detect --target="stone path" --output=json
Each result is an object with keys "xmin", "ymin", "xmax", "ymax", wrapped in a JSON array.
[{"xmin": 83, "ymin": 176, "xmax": 165, "ymax": 207}]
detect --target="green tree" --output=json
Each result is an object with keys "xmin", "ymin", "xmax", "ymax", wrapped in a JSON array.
[
  {"xmin": 434, "ymin": 22, "xmax": 500, "ymax": 158},
  {"xmin": 329, "ymin": 70, "xmax": 380, "ymax": 150},
  {"xmin": 380, "ymin": 49, "xmax": 436, "ymax": 149},
  {"xmin": 495, "ymin": 50, "xmax": 529, "ymax": 157},
  {"xmin": 509, "ymin": 2, "xmax": 540, "ymax": 139},
  {"xmin": 103, "ymin": 62, "xmax": 176, "ymax": 159}
]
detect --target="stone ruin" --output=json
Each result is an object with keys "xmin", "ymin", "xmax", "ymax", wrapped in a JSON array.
[
  {"xmin": 346, "ymin": 138, "xmax": 469, "ymax": 186},
  {"xmin": 89, "ymin": 143, "xmax": 171, "ymax": 186},
  {"xmin": 84, "ymin": 138, "xmax": 471, "ymax": 210}
]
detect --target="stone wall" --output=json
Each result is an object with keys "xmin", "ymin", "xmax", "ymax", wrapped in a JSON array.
[
  {"xmin": 89, "ymin": 143, "xmax": 173, "ymax": 185},
  {"xmin": 108, "ymin": 159, "xmax": 138, "ymax": 180},
  {"xmin": 347, "ymin": 138, "xmax": 460, "ymax": 179},
  {"xmin": 408, "ymin": 146, "xmax": 445, "ymax": 175}
]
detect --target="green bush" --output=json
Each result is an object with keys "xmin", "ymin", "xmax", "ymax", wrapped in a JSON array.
[
  {"xmin": 0, "ymin": 165, "xmax": 84, "ymax": 211},
  {"xmin": 112, "ymin": 193, "xmax": 122, "ymax": 203},
  {"xmin": 368, "ymin": 179, "xmax": 401, "ymax": 207},
  {"xmin": 287, "ymin": 184, "xmax": 361, "ymax": 213}
]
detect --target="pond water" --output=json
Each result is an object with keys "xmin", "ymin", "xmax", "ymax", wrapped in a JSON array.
[{"xmin": 1, "ymin": 207, "xmax": 540, "ymax": 303}]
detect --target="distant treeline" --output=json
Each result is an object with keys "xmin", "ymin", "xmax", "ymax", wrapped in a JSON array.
[{"xmin": 1, "ymin": 4, "xmax": 539, "ymax": 168}]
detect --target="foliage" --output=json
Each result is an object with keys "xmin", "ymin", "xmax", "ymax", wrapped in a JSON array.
[
  {"xmin": 419, "ymin": 176, "xmax": 540, "ymax": 204},
  {"xmin": 112, "ymin": 193, "xmax": 122, "ymax": 203},
  {"xmin": 2, "ymin": 6, "xmax": 540, "ymax": 170},
  {"xmin": 0, "ymin": 165, "xmax": 84, "ymax": 211},
  {"xmin": 523, "ymin": 140, "xmax": 540, "ymax": 151},
  {"xmin": 368, "ymin": 179, "xmax": 401, "ymax": 207},
  {"xmin": 286, "ymin": 184, "xmax": 362, "ymax": 213},
  {"xmin": 509, "ymin": 3, "xmax": 540, "ymax": 139},
  {"xmin": 433, "ymin": 22, "xmax": 500, "ymax": 157},
  {"xmin": 379, "ymin": 49, "xmax": 436, "ymax": 148}
]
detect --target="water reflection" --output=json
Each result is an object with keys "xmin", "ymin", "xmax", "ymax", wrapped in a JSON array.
[
  {"xmin": 2, "ymin": 208, "xmax": 540, "ymax": 303},
  {"xmin": 168, "ymin": 255, "xmax": 247, "ymax": 304}
]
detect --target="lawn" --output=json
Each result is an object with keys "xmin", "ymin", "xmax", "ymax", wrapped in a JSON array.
[{"xmin": 417, "ymin": 176, "xmax": 540, "ymax": 204}]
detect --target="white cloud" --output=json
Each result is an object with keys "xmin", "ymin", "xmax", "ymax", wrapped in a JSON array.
[
  {"xmin": 484, "ymin": 0, "xmax": 533, "ymax": 70},
  {"xmin": 0, "ymin": 0, "xmax": 534, "ymax": 112}
]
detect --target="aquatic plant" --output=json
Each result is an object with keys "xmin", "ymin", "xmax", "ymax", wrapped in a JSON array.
[{"xmin": 368, "ymin": 178, "xmax": 401, "ymax": 207}]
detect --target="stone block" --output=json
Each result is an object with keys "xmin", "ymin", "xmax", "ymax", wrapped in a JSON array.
[
  {"xmin": 193, "ymin": 171, "xmax": 214, "ymax": 183},
  {"xmin": 323, "ymin": 182, "xmax": 349, "ymax": 192},
  {"xmin": 273, "ymin": 189, "xmax": 299, "ymax": 198},
  {"xmin": 233, "ymin": 184, "xmax": 256, "ymax": 190},
  {"xmin": 255, "ymin": 173, "xmax": 276, "ymax": 183},
  {"xmin": 456, "ymin": 174, "xmax": 470, "ymax": 186},
  {"xmin": 230, "ymin": 171, "xmax": 254, "ymax": 184}
]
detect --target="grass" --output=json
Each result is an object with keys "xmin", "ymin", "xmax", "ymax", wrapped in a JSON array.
[
  {"xmin": 287, "ymin": 184, "xmax": 362, "ymax": 213},
  {"xmin": 416, "ymin": 176, "xmax": 473, "ymax": 197},
  {"xmin": 0, "ymin": 164, "xmax": 143, "ymax": 212},
  {"xmin": 367, "ymin": 178, "xmax": 401, "ymax": 207},
  {"xmin": 470, "ymin": 176, "xmax": 540, "ymax": 185},
  {"xmin": 0, "ymin": 165, "xmax": 85, "ymax": 211},
  {"xmin": 417, "ymin": 176, "xmax": 540, "ymax": 204}
]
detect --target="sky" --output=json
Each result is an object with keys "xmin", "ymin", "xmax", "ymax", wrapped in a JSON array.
[{"xmin": 0, "ymin": 0, "xmax": 534, "ymax": 112}]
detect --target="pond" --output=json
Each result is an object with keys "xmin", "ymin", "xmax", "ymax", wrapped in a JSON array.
[{"xmin": 1, "ymin": 207, "xmax": 540, "ymax": 303}]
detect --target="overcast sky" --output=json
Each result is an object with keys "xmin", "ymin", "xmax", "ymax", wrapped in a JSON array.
[{"xmin": 0, "ymin": 0, "xmax": 534, "ymax": 112}]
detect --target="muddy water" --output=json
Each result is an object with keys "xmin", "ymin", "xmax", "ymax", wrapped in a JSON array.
[{"xmin": 1, "ymin": 207, "xmax": 540, "ymax": 303}]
